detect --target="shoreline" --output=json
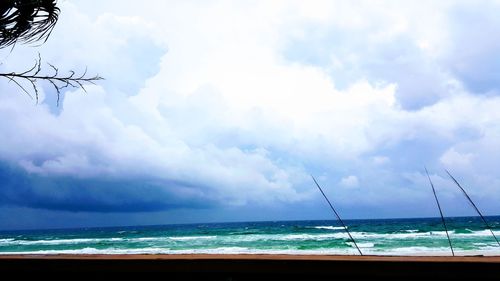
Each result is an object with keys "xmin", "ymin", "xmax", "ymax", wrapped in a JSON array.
[
  {"xmin": 1, "ymin": 253, "xmax": 500, "ymax": 261},
  {"xmin": 1, "ymin": 254, "xmax": 499, "ymax": 278},
  {"xmin": 1, "ymin": 249, "xmax": 499, "ymax": 256}
]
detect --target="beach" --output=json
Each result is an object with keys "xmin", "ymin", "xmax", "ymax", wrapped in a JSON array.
[{"xmin": 0, "ymin": 254, "xmax": 499, "ymax": 278}]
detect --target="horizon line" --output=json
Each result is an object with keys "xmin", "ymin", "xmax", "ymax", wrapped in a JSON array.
[{"xmin": 1, "ymin": 214, "xmax": 499, "ymax": 233}]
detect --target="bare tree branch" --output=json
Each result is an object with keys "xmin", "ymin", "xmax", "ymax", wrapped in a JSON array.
[{"xmin": 0, "ymin": 54, "xmax": 104, "ymax": 105}]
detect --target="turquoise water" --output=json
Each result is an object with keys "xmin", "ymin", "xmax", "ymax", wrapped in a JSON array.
[{"xmin": 1, "ymin": 216, "xmax": 499, "ymax": 256}]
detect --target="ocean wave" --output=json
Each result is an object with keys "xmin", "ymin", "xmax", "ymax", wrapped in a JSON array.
[
  {"xmin": 135, "ymin": 235, "xmax": 216, "ymax": 242},
  {"xmin": 0, "ymin": 238, "xmax": 15, "ymax": 244},
  {"xmin": 0, "ymin": 247, "xmax": 169, "ymax": 255},
  {"xmin": 341, "ymin": 230, "xmax": 500, "ymax": 240},
  {"xmin": 312, "ymin": 226, "xmax": 345, "ymax": 230},
  {"xmin": 0, "ymin": 229, "xmax": 498, "ymax": 248},
  {"xmin": 370, "ymin": 246, "xmax": 456, "ymax": 256},
  {"xmin": 3, "ymin": 238, "xmax": 120, "ymax": 246},
  {"xmin": 0, "ymin": 235, "xmax": 218, "ymax": 246},
  {"xmin": 276, "ymin": 229, "xmax": 500, "ymax": 241},
  {"xmin": 279, "ymin": 234, "xmax": 343, "ymax": 240},
  {"xmin": 168, "ymin": 236, "xmax": 217, "ymax": 241},
  {"xmin": 1, "ymin": 246, "xmax": 499, "ymax": 256},
  {"xmin": 0, "ymin": 247, "xmax": 354, "ymax": 255},
  {"xmin": 346, "ymin": 242, "xmax": 374, "ymax": 248},
  {"xmin": 456, "ymin": 229, "xmax": 500, "ymax": 237}
]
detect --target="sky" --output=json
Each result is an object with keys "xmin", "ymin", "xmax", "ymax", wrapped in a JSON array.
[{"xmin": 1, "ymin": 0, "xmax": 500, "ymax": 230}]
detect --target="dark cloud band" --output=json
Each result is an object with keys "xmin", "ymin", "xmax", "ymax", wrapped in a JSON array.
[{"xmin": 0, "ymin": 162, "xmax": 213, "ymax": 213}]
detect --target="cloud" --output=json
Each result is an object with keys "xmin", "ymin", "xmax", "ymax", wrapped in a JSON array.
[
  {"xmin": 443, "ymin": 2, "xmax": 500, "ymax": 94},
  {"xmin": 0, "ymin": 1, "xmax": 500, "ymax": 221},
  {"xmin": 339, "ymin": 176, "xmax": 359, "ymax": 188},
  {"xmin": 440, "ymin": 148, "xmax": 474, "ymax": 168},
  {"xmin": 0, "ymin": 162, "xmax": 214, "ymax": 212}
]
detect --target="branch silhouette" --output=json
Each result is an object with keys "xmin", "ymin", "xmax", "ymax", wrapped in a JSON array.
[{"xmin": 0, "ymin": 53, "xmax": 103, "ymax": 105}]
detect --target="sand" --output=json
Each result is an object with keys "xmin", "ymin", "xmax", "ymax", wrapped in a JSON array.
[
  {"xmin": 0, "ymin": 253, "xmax": 499, "ymax": 261},
  {"xmin": 0, "ymin": 254, "xmax": 499, "ymax": 278}
]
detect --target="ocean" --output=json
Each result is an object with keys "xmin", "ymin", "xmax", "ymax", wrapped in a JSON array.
[{"xmin": 1, "ymin": 216, "xmax": 499, "ymax": 256}]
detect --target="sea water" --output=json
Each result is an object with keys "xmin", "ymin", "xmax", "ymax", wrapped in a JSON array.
[{"xmin": 1, "ymin": 216, "xmax": 499, "ymax": 256}]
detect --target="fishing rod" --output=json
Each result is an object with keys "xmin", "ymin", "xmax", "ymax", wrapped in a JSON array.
[
  {"xmin": 425, "ymin": 167, "xmax": 454, "ymax": 256},
  {"xmin": 446, "ymin": 170, "xmax": 500, "ymax": 247},
  {"xmin": 311, "ymin": 175, "xmax": 363, "ymax": 255}
]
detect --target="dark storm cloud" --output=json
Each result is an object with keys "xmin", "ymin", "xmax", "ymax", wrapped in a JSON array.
[{"xmin": 0, "ymin": 162, "xmax": 214, "ymax": 212}]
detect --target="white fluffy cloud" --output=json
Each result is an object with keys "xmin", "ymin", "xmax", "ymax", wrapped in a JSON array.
[
  {"xmin": 1, "ymin": 0, "xmax": 500, "ymax": 217},
  {"xmin": 340, "ymin": 176, "xmax": 359, "ymax": 188}
]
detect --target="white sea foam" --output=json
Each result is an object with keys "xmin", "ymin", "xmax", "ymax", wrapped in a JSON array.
[
  {"xmin": 336, "ymin": 230, "xmax": 500, "ymax": 240},
  {"xmin": 226, "ymin": 233, "xmax": 353, "ymax": 242},
  {"xmin": 7, "ymin": 238, "xmax": 116, "ymax": 245},
  {"xmin": 280, "ymin": 234, "xmax": 343, "ymax": 240},
  {"xmin": 1, "ymin": 246, "xmax": 499, "ymax": 256},
  {"xmin": 134, "ymin": 237, "xmax": 161, "ymax": 242},
  {"xmin": 0, "ymin": 229, "xmax": 498, "ymax": 249},
  {"xmin": 0, "ymin": 235, "xmax": 218, "ymax": 246},
  {"xmin": 0, "ymin": 247, "xmax": 169, "ymax": 255},
  {"xmin": 313, "ymin": 226, "xmax": 345, "ymax": 230},
  {"xmin": 126, "ymin": 229, "xmax": 500, "ymax": 243},
  {"xmin": 168, "ymin": 236, "xmax": 217, "ymax": 241},
  {"xmin": 455, "ymin": 229, "xmax": 500, "ymax": 237},
  {"xmin": 134, "ymin": 236, "xmax": 216, "ymax": 242},
  {"xmin": 0, "ymin": 247, "xmax": 353, "ymax": 256},
  {"xmin": 347, "ymin": 242, "xmax": 374, "ymax": 248},
  {"xmin": 365, "ymin": 246, "xmax": 500, "ymax": 256},
  {"xmin": 0, "ymin": 238, "xmax": 15, "ymax": 244},
  {"xmin": 368, "ymin": 246, "xmax": 455, "ymax": 256}
]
